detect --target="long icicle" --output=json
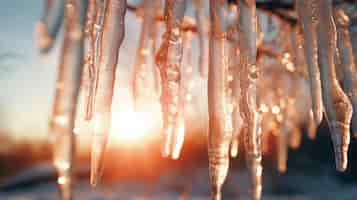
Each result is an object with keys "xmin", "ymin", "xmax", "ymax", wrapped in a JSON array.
[
  {"xmin": 83, "ymin": 0, "xmax": 97, "ymax": 120},
  {"xmin": 150, "ymin": 0, "xmax": 162, "ymax": 96},
  {"xmin": 90, "ymin": 0, "xmax": 127, "ymax": 186},
  {"xmin": 230, "ymin": 21, "xmax": 243, "ymax": 158},
  {"xmin": 36, "ymin": 0, "xmax": 65, "ymax": 52},
  {"xmin": 317, "ymin": 0, "xmax": 352, "ymax": 172},
  {"xmin": 237, "ymin": 0, "xmax": 262, "ymax": 199},
  {"xmin": 296, "ymin": 0, "xmax": 324, "ymax": 125},
  {"xmin": 85, "ymin": 0, "xmax": 107, "ymax": 121},
  {"xmin": 181, "ymin": 32, "xmax": 194, "ymax": 104},
  {"xmin": 49, "ymin": 0, "xmax": 87, "ymax": 199},
  {"xmin": 132, "ymin": 0, "xmax": 155, "ymax": 110},
  {"xmin": 208, "ymin": 1, "xmax": 231, "ymax": 199},
  {"xmin": 155, "ymin": 0, "xmax": 186, "ymax": 159},
  {"xmin": 334, "ymin": 8, "xmax": 357, "ymax": 139},
  {"xmin": 193, "ymin": 0, "xmax": 208, "ymax": 78}
]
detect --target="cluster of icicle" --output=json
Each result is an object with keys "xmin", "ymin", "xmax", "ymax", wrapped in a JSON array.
[{"xmin": 35, "ymin": 0, "xmax": 357, "ymax": 199}]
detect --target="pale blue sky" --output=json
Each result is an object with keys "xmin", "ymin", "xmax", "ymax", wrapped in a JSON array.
[{"xmin": 0, "ymin": 1, "xmax": 206, "ymax": 141}]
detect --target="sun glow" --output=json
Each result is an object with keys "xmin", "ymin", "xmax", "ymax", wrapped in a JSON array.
[{"xmin": 110, "ymin": 109, "xmax": 160, "ymax": 145}]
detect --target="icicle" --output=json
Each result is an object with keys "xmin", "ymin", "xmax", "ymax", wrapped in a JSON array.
[
  {"xmin": 307, "ymin": 109, "xmax": 318, "ymax": 140},
  {"xmin": 182, "ymin": 32, "xmax": 194, "ymax": 104},
  {"xmin": 334, "ymin": 8, "xmax": 357, "ymax": 139},
  {"xmin": 289, "ymin": 126, "xmax": 301, "ymax": 149},
  {"xmin": 238, "ymin": 0, "xmax": 262, "ymax": 199},
  {"xmin": 132, "ymin": 0, "xmax": 156, "ymax": 110},
  {"xmin": 85, "ymin": 0, "xmax": 107, "ymax": 121},
  {"xmin": 316, "ymin": 0, "xmax": 352, "ymax": 172},
  {"xmin": 155, "ymin": 0, "xmax": 186, "ymax": 159},
  {"xmin": 230, "ymin": 39, "xmax": 243, "ymax": 158},
  {"xmin": 83, "ymin": 0, "xmax": 98, "ymax": 121},
  {"xmin": 291, "ymin": 26, "xmax": 308, "ymax": 79},
  {"xmin": 276, "ymin": 127, "xmax": 287, "ymax": 173},
  {"xmin": 296, "ymin": 0, "xmax": 324, "ymax": 125},
  {"xmin": 150, "ymin": 0, "xmax": 162, "ymax": 96},
  {"xmin": 49, "ymin": 0, "xmax": 87, "ymax": 199},
  {"xmin": 193, "ymin": 0, "xmax": 208, "ymax": 78},
  {"xmin": 90, "ymin": 0, "xmax": 127, "ymax": 186},
  {"xmin": 208, "ymin": 1, "xmax": 231, "ymax": 199},
  {"xmin": 36, "ymin": 0, "xmax": 65, "ymax": 52}
]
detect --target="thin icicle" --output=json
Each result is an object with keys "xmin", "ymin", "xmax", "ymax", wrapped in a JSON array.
[
  {"xmin": 86, "ymin": 0, "xmax": 107, "ymax": 121},
  {"xmin": 296, "ymin": 0, "xmax": 324, "ymax": 125},
  {"xmin": 36, "ymin": 0, "xmax": 65, "ymax": 52},
  {"xmin": 307, "ymin": 109, "xmax": 318, "ymax": 140},
  {"xmin": 90, "ymin": 0, "xmax": 127, "ymax": 186},
  {"xmin": 291, "ymin": 26, "xmax": 308, "ymax": 79},
  {"xmin": 150, "ymin": 0, "xmax": 162, "ymax": 96},
  {"xmin": 317, "ymin": 0, "xmax": 352, "ymax": 172},
  {"xmin": 155, "ymin": 0, "xmax": 186, "ymax": 159},
  {"xmin": 230, "ymin": 39, "xmax": 243, "ymax": 158},
  {"xmin": 208, "ymin": 1, "xmax": 231, "ymax": 199},
  {"xmin": 83, "ymin": 0, "xmax": 98, "ymax": 120},
  {"xmin": 181, "ymin": 32, "xmax": 194, "ymax": 104},
  {"xmin": 49, "ymin": 0, "xmax": 87, "ymax": 199},
  {"xmin": 276, "ymin": 127, "xmax": 287, "ymax": 173},
  {"xmin": 334, "ymin": 8, "xmax": 357, "ymax": 139},
  {"xmin": 132, "ymin": 0, "xmax": 156, "ymax": 110},
  {"xmin": 193, "ymin": 0, "xmax": 208, "ymax": 78},
  {"xmin": 238, "ymin": 0, "xmax": 262, "ymax": 199}
]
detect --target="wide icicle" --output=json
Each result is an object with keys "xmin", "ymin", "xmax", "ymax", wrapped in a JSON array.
[
  {"xmin": 316, "ymin": 0, "xmax": 352, "ymax": 172},
  {"xmin": 48, "ymin": 0, "xmax": 87, "ymax": 199},
  {"xmin": 334, "ymin": 8, "xmax": 357, "ymax": 138},
  {"xmin": 296, "ymin": 0, "xmax": 324, "ymax": 125},
  {"xmin": 36, "ymin": 0, "xmax": 65, "ymax": 52},
  {"xmin": 208, "ymin": 1, "xmax": 231, "ymax": 199},
  {"xmin": 237, "ymin": 0, "xmax": 262, "ymax": 199},
  {"xmin": 193, "ymin": 0, "xmax": 208, "ymax": 78},
  {"xmin": 155, "ymin": 0, "xmax": 186, "ymax": 159},
  {"xmin": 90, "ymin": 0, "xmax": 127, "ymax": 186},
  {"xmin": 132, "ymin": 0, "xmax": 155, "ymax": 110}
]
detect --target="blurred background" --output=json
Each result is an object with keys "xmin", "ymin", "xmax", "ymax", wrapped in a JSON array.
[{"xmin": 1, "ymin": 1, "xmax": 357, "ymax": 199}]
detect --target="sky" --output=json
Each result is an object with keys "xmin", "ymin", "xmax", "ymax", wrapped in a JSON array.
[{"xmin": 0, "ymin": 0, "xmax": 206, "ymax": 142}]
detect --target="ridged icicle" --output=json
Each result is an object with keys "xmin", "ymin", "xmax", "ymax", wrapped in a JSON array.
[
  {"xmin": 208, "ymin": 0, "xmax": 231, "ymax": 199},
  {"xmin": 90, "ymin": 0, "xmax": 127, "ymax": 186},
  {"xmin": 238, "ymin": 0, "xmax": 262, "ymax": 199},
  {"xmin": 155, "ymin": 0, "xmax": 187, "ymax": 159},
  {"xmin": 316, "ymin": 0, "xmax": 352, "ymax": 172},
  {"xmin": 334, "ymin": 8, "xmax": 357, "ymax": 138}
]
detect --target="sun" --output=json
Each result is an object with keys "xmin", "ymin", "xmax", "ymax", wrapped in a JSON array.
[{"xmin": 110, "ymin": 109, "xmax": 159, "ymax": 145}]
